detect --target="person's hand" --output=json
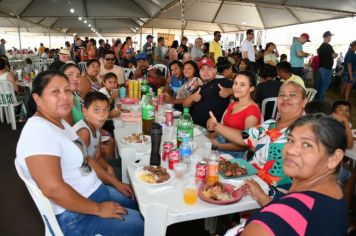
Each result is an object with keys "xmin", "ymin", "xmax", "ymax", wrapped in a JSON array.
[
  {"xmin": 244, "ymin": 179, "xmax": 271, "ymax": 206},
  {"xmin": 111, "ymin": 90, "xmax": 119, "ymax": 99},
  {"xmin": 191, "ymin": 87, "xmax": 201, "ymax": 102},
  {"xmin": 110, "ymin": 110, "xmax": 121, "ymax": 118},
  {"xmin": 218, "ymin": 84, "xmax": 232, "ymax": 98},
  {"xmin": 331, "ymin": 112, "xmax": 348, "ymax": 126},
  {"xmin": 207, "ymin": 111, "xmax": 219, "ymax": 131},
  {"xmin": 116, "ymin": 182, "xmax": 135, "ymax": 199},
  {"xmin": 97, "ymin": 201, "xmax": 127, "ymax": 220},
  {"xmin": 209, "ymin": 137, "xmax": 220, "ymax": 148}
]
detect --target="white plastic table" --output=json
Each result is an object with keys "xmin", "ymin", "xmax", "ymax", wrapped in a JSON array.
[
  {"xmin": 346, "ymin": 142, "xmax": 356, "ymax": 161},
  {"xmin": 113, "ymin": 118, "xmax": 269, "ymax": 236}
]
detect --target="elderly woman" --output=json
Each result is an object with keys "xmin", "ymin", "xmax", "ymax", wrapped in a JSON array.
[
  {"xmin": 16, "ymin": 71, "xmax": 143, "ymax": 235},
  {"xmin": 237, "ymin": 114, "xmax": 347, "ymax": 235},
  {"xmin": 208, "ymin": 81, "xmax": 307, "ymax": 189}
]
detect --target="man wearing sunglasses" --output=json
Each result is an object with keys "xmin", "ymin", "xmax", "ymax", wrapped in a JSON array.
[
  {"xmin": 209, "ymin": 31, "xmax": 223, "ymax": 63},
  {"xmin": 241, "ymin": 29, "xmax": 255, "ymax": 62},
  {"xmin": 99, "ymin": 50, "xmax": 125, "ymax": 87}
]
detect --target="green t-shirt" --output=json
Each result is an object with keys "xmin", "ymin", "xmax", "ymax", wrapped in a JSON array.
[{"xmin": 71, "ymin": 94, "xmax": 84, "ymax": 124}]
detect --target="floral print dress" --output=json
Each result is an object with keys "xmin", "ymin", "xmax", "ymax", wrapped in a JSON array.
[{"xmin": 243, "ymin": 119, "xmax": 291, "ymax": 187}]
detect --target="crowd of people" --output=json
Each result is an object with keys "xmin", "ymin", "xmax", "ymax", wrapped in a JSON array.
[{"xmin": 6, "ymin": 28, "xmax": 356, "ymax": 235}]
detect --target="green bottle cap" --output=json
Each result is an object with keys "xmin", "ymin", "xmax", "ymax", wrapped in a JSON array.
[{"xmin": 183, "ymin": 107, "xmax": 189, "ymax": 113}]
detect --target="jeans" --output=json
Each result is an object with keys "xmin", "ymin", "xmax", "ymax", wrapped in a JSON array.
[
  {"xmin": 56, "ymin": 184, "xmax": 144, "ymax": 236},
  {"xmin": 291, "ymin": 67, "xmax": 303, "ymax": 78},
  {"xmin": 216, "ymin": 135, "xmax": 245, "ymax": 159},
  {"xmin": 316, "ymin": 67, "xmax": 333, "ymax": 100}
]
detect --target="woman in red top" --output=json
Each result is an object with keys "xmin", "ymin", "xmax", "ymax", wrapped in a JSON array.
[{"xmin": 210, "ymin": 71, "xmax": 261, "ymax": 158}]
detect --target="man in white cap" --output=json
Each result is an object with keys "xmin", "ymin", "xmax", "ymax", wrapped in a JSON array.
[{"xmin": 316, "ymin": 31, "xmax": 338, "ymax": 100}]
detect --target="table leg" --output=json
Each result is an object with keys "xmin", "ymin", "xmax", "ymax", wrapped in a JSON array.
[{"xmin": 144, "ymin": 203, "xmax": 168, "ymax": 236}]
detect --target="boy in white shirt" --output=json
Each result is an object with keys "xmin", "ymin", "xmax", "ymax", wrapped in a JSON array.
[{"xmin": 73, "ymin": 92, "xmax": 116, "ymax": 177}]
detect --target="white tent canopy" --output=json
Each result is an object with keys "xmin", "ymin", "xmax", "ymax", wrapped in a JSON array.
[{"xmin": 0, "ymin": 0, "xmax": 355, "ymax": 36}]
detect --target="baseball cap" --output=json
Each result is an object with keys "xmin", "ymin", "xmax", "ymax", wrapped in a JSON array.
[
  {"xmin": 135, "ymin": 53, "xmax": 147, "ymax": 60},
  {"xmin": 300, "ymin": 33, "xmax": 310, "ymax": 42},
  {"xmin": 59, "ymin": 48, "xmax": 70, "ymax": 55},
  {"xmin": 323, "ymin": 31, "xmax": 334, "ymax": 38},
  {"xmin": 146, "ymin": 35, "xmax": 154, "ymax": 40},
  {"xmin": 198, "ymin": 57, "xmax": 215, "ymax": 69}
]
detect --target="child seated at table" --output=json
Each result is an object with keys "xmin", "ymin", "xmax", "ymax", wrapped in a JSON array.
[
  {"xmin": 23, "ymin": 58, "xmax": 34, "ymax": 75},
  {"xmin": 72, "ymin": 91, "xmax": 116, "ymax": 177},
  {"xmin": 99, "ymin": 72, "xmax": 120, "ymax": 119},
  {"xmin": 331, "ymin": 100, "xmax": 355, "ymax": 212}
]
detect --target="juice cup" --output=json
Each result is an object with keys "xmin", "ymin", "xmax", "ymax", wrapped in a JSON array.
[{"xmin": 183, "ymin": 177, "xmax": 198, "ymax": 205}]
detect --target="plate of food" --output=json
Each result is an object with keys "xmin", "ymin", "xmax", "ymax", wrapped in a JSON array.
[
  {"xmin": 121, "ymin": 133, "xmax": 151, "ymax": 144},
  {"xmin": 198, "ymin": 182, "xmax": 247, "ymax": 205},
  {"xmin": 135, "ymin": 166, "xmax": 173, "ymax": 186},
  {"xmin": 219, "ymin": 158, "xmax": 257, "ymax": 179}
]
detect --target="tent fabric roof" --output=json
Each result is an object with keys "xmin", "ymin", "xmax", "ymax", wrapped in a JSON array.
[{"xmin": 0, "ymin": 0, "xmax": 355, "ymax": 36}]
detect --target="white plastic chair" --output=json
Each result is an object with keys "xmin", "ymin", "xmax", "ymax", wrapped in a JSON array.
[
  {"xmin": 78, "ymin": 62, "xmax": 86, "ymax": 74},
  {"xmin": 151, "ymin": 64, "xmax": 168, "ymax": 77},
  {"xmin": 14, "ymin": 158, "xmax": 64, "ymax": 236},
  {"xmin": 261, "ymin": 97, "xmax": 278, "ymax": 120},
  {"xmin": 0, "ymin": 80, "xmax": 26, "ymax": 130},
  {"xmin": 305, "ymin": 88, "xmax": 317, "ymax": 102}
]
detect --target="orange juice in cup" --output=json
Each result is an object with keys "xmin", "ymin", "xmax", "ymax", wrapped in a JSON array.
[
  {"xmin": 184, "ymin": 188, "xmax": 198, "ymax": 204},
  {"xmin": 183, "ymin": 177, "xmax": 198, "ymax": 205}
]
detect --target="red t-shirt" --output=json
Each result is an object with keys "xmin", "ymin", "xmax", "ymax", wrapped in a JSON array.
[{"xmin": 222, "ymin": 102, "xmax": 261, "ymax": 130}]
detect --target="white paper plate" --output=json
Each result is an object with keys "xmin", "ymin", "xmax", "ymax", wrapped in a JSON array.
[
  {"xmin": 121, "ymin": 135, "xmax": 151, "ymax": 144},
  {"xmin": 135, "ymin": 166, "xmax": 174, "ymax": 186},
  {"xmin": 101, "ymin": 135, "xmax": 111, "ymax": 142}
]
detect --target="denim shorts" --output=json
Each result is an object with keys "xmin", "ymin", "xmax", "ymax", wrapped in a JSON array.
[
  {"xmin": 216, "ymin": 135, "xmax": 246, "ymax": 159},
  {"xmin": 343, "ymin": 73, "xmax": 356, "ymax": 85},
  {"xmin": 56, "ymin": 184, "xmax": 144, "ymax": 236}
]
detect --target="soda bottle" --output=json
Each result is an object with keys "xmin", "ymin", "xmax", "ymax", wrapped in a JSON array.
[
  {"xmin": 141, "ymin": 75, "xmax": 149, "ymax": 98},
  {"xmin": 179, "ymin": 136, "xmax": 192, "ymax": 168},
  {"xmin": 142, "ymin": 94, "xmax": 155, "ymax": 135},
  {"xmin": 176, "ymin": 107, "xmax": 194, "ymax": 148}
]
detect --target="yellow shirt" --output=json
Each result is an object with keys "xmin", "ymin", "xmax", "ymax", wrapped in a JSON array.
[{"xmin": 209, "ymin": 40, "xmax": 222, "ymax": 63}]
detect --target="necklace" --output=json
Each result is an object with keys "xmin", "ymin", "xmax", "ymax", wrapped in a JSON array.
[{"xmin": 36, "ymin": 110, "xmax": 64, "ymax": 129}]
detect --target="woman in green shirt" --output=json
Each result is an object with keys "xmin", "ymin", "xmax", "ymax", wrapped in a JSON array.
[{"xmin": 60, "ymin": 63, "xmax": 84, "ymax": 125}]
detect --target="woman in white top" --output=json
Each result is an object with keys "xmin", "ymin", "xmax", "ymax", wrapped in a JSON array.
[
  {"xmin": 16, "ymin": 71, "xmax": 143, "ymax": 235},
  {"xmin": 0, "ymin": 57, "xmax": 28, "ymax": 121},
  {"xmin": 263, "ymin": 42, "xmax": 279, "ymax": 67}
]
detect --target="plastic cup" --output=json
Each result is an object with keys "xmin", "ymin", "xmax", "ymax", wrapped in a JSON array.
[
  {"xmin": 183, "ymin": 177, "xmax": 198, "ymax": 205},
  {"xmin": 174, "ymin": 162, "xmax": 187, "ymax": 179}
]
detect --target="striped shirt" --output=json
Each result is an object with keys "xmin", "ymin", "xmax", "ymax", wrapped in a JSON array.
[{"xmin": 240, "ymin": 191, "xmax": 347, "ymax": 236}]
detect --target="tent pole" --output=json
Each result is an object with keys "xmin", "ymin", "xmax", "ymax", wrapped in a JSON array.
[
  {"xmin": 48, "ymin": 28, "xmax": 51, "ymax": 49},
  {"xmin": 17, "ymin": 16, "xmax": 22, "ymax": 51},
  {"xmin": 140, "ymin": 27, "xmax": 143, "ymax": 51},
  {"xmin": 17, "ymin": 27, "xmax": 22, "ymax": 51},
  {"xmin": 180, "ymin": 0, "xmax": 185, "ymax": 38}
]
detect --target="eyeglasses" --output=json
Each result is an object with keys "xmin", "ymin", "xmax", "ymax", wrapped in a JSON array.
[{"xmin": 105, "ymin": 58, "xmax": 115, "ymax": 61}]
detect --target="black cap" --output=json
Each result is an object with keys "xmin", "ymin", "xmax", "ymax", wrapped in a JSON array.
[
  {"xmin": 146, "ymin": 35, "xmax": 154, "ymax": 39},
  {"xmin": 323, "ymin": 31, "xmax": 334, "ymax": 38}
]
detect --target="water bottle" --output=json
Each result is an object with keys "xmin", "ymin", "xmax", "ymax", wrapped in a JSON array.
[
  {"xmin": 176, "ymin": 107, "xmax": 194, "ymax": 148},
  {"xmin": 180, "ymin": 136, "xmax": 192, "ymax": 168}
]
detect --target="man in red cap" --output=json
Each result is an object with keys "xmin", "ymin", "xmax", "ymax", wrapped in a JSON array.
[
  {"xmin": 183, "ymin": 57, "xmax": 232, "ymax": 128},
  {"xmin": 290, "ymin": 33, "xmax": 310, "ymax": 78}
]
